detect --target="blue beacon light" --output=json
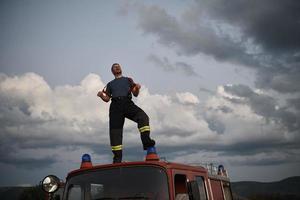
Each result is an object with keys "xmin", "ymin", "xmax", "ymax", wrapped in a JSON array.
[
  {"xmin": 145, "ymin": 147, "xmax": 159, "ymax": 161},
  {"xmin": 82, "ymin": 154, "xmax": 91, "ymax": 162},
  {"xmin": 147, "ymin": 147, "xmax": 157, "ymax": 154},
  {"xmin": 80, "ymin": 154, "xmax": 93, "ymax": 169}
]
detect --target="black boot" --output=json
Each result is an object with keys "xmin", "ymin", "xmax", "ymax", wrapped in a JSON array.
[
  {"xmin": 143, "ymin": 139, "xmax": 156, "ymax": 150},
  {"xmin": 112, "ymin": 150, "xmax": 122, "ymax": 163},
  {"xmin": 141, "ymin": 132, "xmax": 156, "ymax": 150}
]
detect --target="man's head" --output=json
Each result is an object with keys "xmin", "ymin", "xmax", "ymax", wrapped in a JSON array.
[{"xmin": 111, "ymin": 63, "xmax": 122, "ymax": 77}]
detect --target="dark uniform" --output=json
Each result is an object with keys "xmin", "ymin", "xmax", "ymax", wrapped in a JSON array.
[{"xmin": 105, "ymin": 76, "xmax": 155, "ymax": 163}]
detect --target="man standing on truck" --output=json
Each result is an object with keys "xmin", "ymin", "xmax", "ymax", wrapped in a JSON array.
[{"xmin": 97, "ymin": 63, "xmax": 156, "ymax": 163}]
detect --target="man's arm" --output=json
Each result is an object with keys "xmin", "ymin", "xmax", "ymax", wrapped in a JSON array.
[
  {"xmin": 97, "ymin": 90, "xmax": 111, "ymax": 102},
  {"xmin": 128, "ymin": 77, "xmax": 141, "ymax": 97},
  {"xmin": 132, "ymin": 83, "xmax": 141, "ymax": 97}
]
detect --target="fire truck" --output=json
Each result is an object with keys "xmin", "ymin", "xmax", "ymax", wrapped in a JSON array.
[{"xmin": 42, "ymin": 147, "xmax": 233, "ymax": 200}]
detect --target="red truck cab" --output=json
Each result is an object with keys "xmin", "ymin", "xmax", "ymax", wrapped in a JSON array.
[{"xmin": 42, "ymin": 152, "xmax": 232, "ymax": 200}]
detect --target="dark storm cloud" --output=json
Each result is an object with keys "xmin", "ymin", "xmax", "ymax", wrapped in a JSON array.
[
  {"xmin": 157, "ymin": 127, "xmax": 196, "ymax": 138},
  {"xmin": 223, "ymin": 84, "xmax": 277, "ymax": 118},
  {"xmin": 0, "ymin": 155, "xmax": 58, "ymax": 170},
  {"xmin": 218, "ymin": 140, "xmax": 300, "ymax": 157},
  {"xmin": 147, "ymin": 54, "xmax": 199, "ymax": 76},
  {"xmin": 229, "ymin": 155, "xmax": 297, "ymax": 166},
  {"xmin": 197, "ymin": 0, "xmax": 300, "ymax": 53},
  {"xmin": 223, "ymin": 84, "xmax": 255, "ymax": 97},
  {"xmin": 205, "ymin": 118, "xmax": 225, "ymax": 134},
  {"xmin": 255, "ymin": 67, "xmax": 300, "ymax": 94},
  {"xmin": 223, "ymin": 84, "xmax": 300, "ymax": 132},
  {"xmin": 139, "ymin": 5, "xmax": 257, "ymax": 67},
  {"xmin": 149, "ymin": 141, "xmax": 300, "ymax": 166},
  {"xmin": 219, "ymin": 141, "xmax": 300, "ymax": 166},
  {"xmin": 287, "ymin": 98, "xmax": 300, "ymax": 111},
  {"xmin": 135, "ymin": 1, "xmax": 300, "ymax": 94},
  {"xmin": 0, "ymin": 144, "xmax": 57, "ymax": 169},
  {"xmin": 151, "ymin": 133, "xmax": 282, "ymax": 156}
]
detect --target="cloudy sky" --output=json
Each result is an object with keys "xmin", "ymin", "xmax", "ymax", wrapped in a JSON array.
[{"xmin": 1, "ymin": 0, "xmax": 300, "ymax": 186}]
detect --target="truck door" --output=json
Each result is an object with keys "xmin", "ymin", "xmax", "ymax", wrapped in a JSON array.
[
  {"xmin": 210, "ymin": 179, "xmax": 224, "ymax": 200},
  {"xmin": 174, "ymin": 174, "xmax": 189, "ymax": 200},
  {"xmin": 195, "ymin": 176, "xmax": 208, "ymax": 200}
]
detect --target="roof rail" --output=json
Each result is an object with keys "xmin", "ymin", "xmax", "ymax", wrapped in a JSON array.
[{"xmin": 189, "ymin": 162, "xmax": 228, "ymax": 177}]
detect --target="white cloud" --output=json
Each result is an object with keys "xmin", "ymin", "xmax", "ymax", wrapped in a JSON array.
[
  {"xmin": 0, "ymin": 72, "xmax": 297, "ymax": 149},
  {"xmin": 176, "ymin": 92, "xmax": 200, "ymax": 104},
  {"xmin": 136, "ymin": 88, "xmax": 215, "ymax": 146},
  {"xmin": 204, "ymin": 86, "xmax": 288, "ymax": 144},
  {"xmin": 0, "ymin": 73, "xmax": 109, "ymax": 147}
]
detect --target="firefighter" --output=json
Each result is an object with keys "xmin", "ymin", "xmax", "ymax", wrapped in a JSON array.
[{"xmin": 97, "ymin": 63, "xmax": 156, "ymax": 163}]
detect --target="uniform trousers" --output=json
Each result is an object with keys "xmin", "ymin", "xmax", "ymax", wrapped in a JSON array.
[{"xmin": 109, "ymin": 97, "xmax": 155, "ymax": 163}]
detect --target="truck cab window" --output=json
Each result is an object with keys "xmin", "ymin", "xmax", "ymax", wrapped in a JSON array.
[
  {"xmin": 196, "ymin": 177, "xmax": 208, "ymax": 200},
  {"xmin": 67, "ymin": 185, "xmax": 82, "ymax": 200},
  {"xmin": 64, "ymin": 166, "xmax": 169, "ymax": 200},
  {"xmin": 174, "ymin": 174, "xmax": 189, "ymax": 200},
  {"xmin": 89, "ymin": 183, "xmax": 104, "ymax": 199}
]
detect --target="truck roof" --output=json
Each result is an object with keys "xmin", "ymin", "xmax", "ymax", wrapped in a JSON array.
[{"xmin": 67, "ymin": 160, "xmax": 208, "ymax": 178}]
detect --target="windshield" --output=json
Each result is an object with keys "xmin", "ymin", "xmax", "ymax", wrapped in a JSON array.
[{"xmin": 64, "ymin": 166, "xmax": 169, "ymax": 200}]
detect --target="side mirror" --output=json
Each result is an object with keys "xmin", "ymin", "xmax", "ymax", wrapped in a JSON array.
[
  {"xmin": 42, "ymin": 175, "xmax": 60, "ymax": 193},
  {"xmin": 187, "ymin": 180, "xmax": 200, "ymax": 200}
]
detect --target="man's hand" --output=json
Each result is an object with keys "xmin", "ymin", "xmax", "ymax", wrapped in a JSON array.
[
  {"xmin": 97, "ymin": 91, "xmax": 104, "ymax": 97},
  {"xmin": 132, "ymin": 83, "xmax": 141, "ymax": 97},
  {"xmin": 97, "ymin": 90, "xmax": 110, "ymax": 102}
]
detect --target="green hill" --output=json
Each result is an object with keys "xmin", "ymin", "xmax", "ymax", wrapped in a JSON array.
[
  {"xmin": 232, "ymin": 176, "xmax": 300, "ymax": 200},
  {"xmin": 0, "ymin": 187, "xmax": 28, "ymax": 200},
  {"xmin": 0, "ymin": 186, "xmax": 45, "ymax": 200}
]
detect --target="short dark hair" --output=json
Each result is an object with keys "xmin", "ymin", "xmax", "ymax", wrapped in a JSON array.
[
  {"xmin": 111, "ymin": 63, "xmax": 120, "ymax": 71},
  {"xmin": 112, "ymin": 63, "xmax": 120, "ymax": 67}
]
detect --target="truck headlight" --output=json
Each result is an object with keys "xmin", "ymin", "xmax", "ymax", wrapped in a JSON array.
[{"xmin": 42, "ymin": 175, "xmax": 60, "ymax": 193}]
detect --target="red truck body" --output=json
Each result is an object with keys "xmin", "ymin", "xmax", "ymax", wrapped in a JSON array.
[{"xmin": 45, "ymin": 158, "xmax": 232, "ymax": 200}]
